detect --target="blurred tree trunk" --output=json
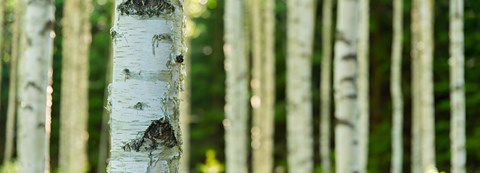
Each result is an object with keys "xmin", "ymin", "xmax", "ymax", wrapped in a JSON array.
[
  {"xmin": 286, "ymin": 0, "xmax": 315, "ymax": 172},
  {"xmin": 390, "ymin": 0, "xmax": 404, "ymax": 172},
  {"xmin": 3, "ymin": 0, "xmax": 18, "ymax": 165},
  {"xmin": 320, "ymin": 0, "xmax": 333, "ymax": 172},
  {"xmin": 357, "ymin": 0, "xmax": 369, "ymax": 171},
  {"xmin": 334, "ymin": 0, "xmax": 360, "ymax": 172},
  {"xmin": 410, "ymin": 1, "xmax": 422, "ymax": 171},
  {"xmin": 412, "ymin": 0, "xmax": 436, "ymax": 171},
  {"xmin": 224, "ymin": 0, "xmax": 248, "ymax": 171},
  {"xmin": 180, "ymin": 0, "xmax": 192, "ymax": 172},
  {"xmin": 59, "ymin": 0, "xmax": 92, "ymax": 172},
  {"xmin": 0, "ymin": 0, "xmax": 3, "ymax": 120},
  {"xmin": 251, "ymin": 0, "xmax": 275, "ymax": 172},
  {"xmin": 449, "ymin": 0, "xmax": 466, "ymax": 172},
  {"xmin": 16, "ymin": 0, "xmax": 54, "ymax": 172},
  {"xmin": 108, "ymin": 1, "xmax": 184, "ymax": 172}
]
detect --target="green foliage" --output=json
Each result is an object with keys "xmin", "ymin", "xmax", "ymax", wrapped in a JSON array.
[{"xmin": 197, "ymin": 149, "xmax": 224, "ymax": 173}]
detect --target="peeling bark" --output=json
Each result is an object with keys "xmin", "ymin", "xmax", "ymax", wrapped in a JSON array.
[{"xmin": 108, "ymin": 0, "xmax": 185, "ymax": 172}]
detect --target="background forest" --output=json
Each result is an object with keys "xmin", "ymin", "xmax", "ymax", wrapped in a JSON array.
[{"xmin": 0, "ymin": 0, "xmax": 479, "ymax": 172}]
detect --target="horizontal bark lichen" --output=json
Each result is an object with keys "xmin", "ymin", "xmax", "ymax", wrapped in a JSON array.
[{"xmin": 118, "ymin": 0, "xmax": 174, "ymax": 16}]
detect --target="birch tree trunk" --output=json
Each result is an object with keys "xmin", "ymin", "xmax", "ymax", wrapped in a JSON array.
[
  {"xmin": 334, "ymin": 0, "xmax": 360, "ymax": 172},
  {"xmin": 416, "ymin": 0, "xmax": 436, "ymax": 171},
  {"xmin": 224, "ymin": 0, "xmax": 248, "ymax": 172},
  {"xmin": 357, "ymin": 0, "xmax": 369, "ymax": 171},
  {"xmin": 449, "ymin": 0, "xmax": 466, "ymax": 172},
  {"xmin": 286, "ymin": 0, "xmax": 315, "ymax": 172},
  {"xmin": 320, "ymin": 0, "xmax": 333, "ymax": 172},
  {"xmin": 180, "ymin": 0, "xmax": 192, "ymax": 171},
  {"xmin": 3, "ymin": 0, "xmax": 21, "ymax": 164},
  {"xmin": 16, "ymin": 0, "xmax": 54, "ymax": 172},
  {"xmin": 410, "ymin": 1, "xmax": 422, "ymax": 171},
  {"xmin": 108, "ymin": 0, "xmax": 185, "ymax": 172},
  {"xmin": 251, "ymin": 0, "xmax": 275, "ymax": 172},
  {"xmin": 59, "ymin": 0, "xmax": 92, "ymax": 172},
  {"xmin": 390, "ymin": 0, "xmax": 404, "ymax": 172}
]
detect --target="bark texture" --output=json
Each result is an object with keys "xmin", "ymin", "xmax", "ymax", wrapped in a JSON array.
[
  {"xmin": 357, "ymin": 0, "xmax": 370, "ymax": 171},
  {"xmin": 390, "ymin": 0, "xmax": 404, "ymax": 172},
  {"xmin": 108, "ymin": 0, "xmax": 185, "ymax": 172},
  {"xmin": 251, "ymin": 0, "xmax": 275, "ymax": 172},
  {"xmin": 286, "ymin": 0, "xmax": 315, "ymax": 172},
  {"xmin": 334, "ymin": 0, "xmax": 360, "ymax": 172},
  {"xmin": 224, "ymin": 0, "xmax": 248, "ymax": 171},
  {"xmin": 180, "ymin": 0, "xmax": 192, "ymax": 171},
  {"xmin": 412, "ymin": 0, "xmax": 436, "ymax": 171},
  {"xmin": 320, "ymin": 0, "xmax": 333, "ymax": 172},
  {"xmin": 449, "ymin": 0, "xmax": 466, "ymax": 172},
  {"xmin": 16, "ymin": 0, "xmax": 55, "ymax": 172},
  {"xmin": 59, "ymin": 0, "xmax": 92, "ymax": 172}
]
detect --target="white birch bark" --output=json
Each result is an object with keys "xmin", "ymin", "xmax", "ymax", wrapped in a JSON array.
[
  {"xmin": 251, "ymin": 0, "xmax": 275, "ymax": 172},
  {"xmin": 411, "ymin": 1, "xmax": 422, "ymax": 171},
  {"xmin": 287, "ymin": 0, "xmax": 315, "ymax": 172},
  {"xmin": 449, "ymin": 0, "xmax": 466, "ymax": 172},
  {"xmin": 334, "ymin": 0, "xmax": 360, "ymax": 172},
  {"xmin": 357, "ymin": 0, "xmax": 369, "ymax": 171},
  {"xmin": 180, "ymin": 0, "xmax": 192, "ymax": 171},
  {"xmin": 224, "ymin": 0, "xmax": 248, "ymax": 171},
  {"xmin": 59, "ymin": 0, "xmax": 92, "ymax": 172},
  {"xmin": 417, "ymin": 0, "xmax": 436, "ymax": 170},
  {"xmin": 3, "ymin": 0, "xmax": 23, "ymax": 164},
  {"xmin": 16, "ymin": 0, "xmax": 54, "ymax": 172},
  {"xmin": 390, "ymin": 0, "xmax": 404, "ymax": 172},
  {"xmin": 320, "ymin": 0, "xmax": 333, "ymax": 172},
  {"xmin": 108, "ymin": 0, "xmax": 185, "ymax": 172}
]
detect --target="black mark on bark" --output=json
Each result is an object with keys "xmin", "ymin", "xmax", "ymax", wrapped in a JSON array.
[
  {"xmin": 122, "ymin": 117, "xmax": 178, "ymax": 152},
  {"xmin": 118, "ymin": 0, "xmax": 175, "ymax": 16}
]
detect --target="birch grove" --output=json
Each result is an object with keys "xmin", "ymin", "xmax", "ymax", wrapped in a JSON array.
[
  {"xmin": 59, "ymin": 0, "xmax": 92, "ymax": 172},
  {"xmin": 390, "ymin": 0, "xmax": 404, "ymax": 172},
  {"xmin": 320, "ymin": 0, "xmax": 333, "ymax": 171},
  {"xmin": 334, "ymin": 0, "xmax": 360, "ymax": 172},
  {"xmin": 449, "ymin": 0, "xmax": 466, "ymax": 172},
  {"xmin": 16, "ymin": 0, "xmax": 55, "ymax": 172},
  {"xmin": 224, "ymin": 0, "xmax": 248, "ymax": 172},
  {"xmin": 108, "ymin": 0, "xmax": 185, "ymax": 172},
  {"xmin": 251, "ymin": 0, "xmax": 275, "ymax": 172},
  {"xmin": 286, "ymin": 0, "xmax": 315, "ymax": 172}
]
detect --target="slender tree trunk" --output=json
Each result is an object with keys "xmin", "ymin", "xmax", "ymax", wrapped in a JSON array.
[
  {"xmin": 3, "ymin": 0, "xmax": 20, "ymax": 164},
  {"xmin": 0, "ymin": 0, "xmax": 3, "ymax": 120},
  {"xmin": 59, "ymin": 0, "xmax": 92, "ymax": 172},
  {"xmin": 286, "ymin": 0, "xmax": 315, "ymax": 172},
  {"xmin": 16, "ymin": 0, "xmax": 54, "ymax": 172},
  {"xmin": 449, "ymin": 0, "xmax": 466, "ymax": 172},
  {"xmin": 357, "ymin": 0, "xmax": 369, "ymax": 171},
  {"xmin": 224, "ymin": 0, "xmax": 248, "ymax": 171},
  {"xmin": 180, "ymin": 0, "xmax": 192, "ymax": 172},
  {"xmin": 320, "ymin": 0, "xmax": 333, "ymax": 172},
  {"xmin": 417, "ymin": 0, "xmax": 436, "ymax": 171},
  {"xmin": 390, "ymin": 0, "xmax": 404, "ymax": 172},
  {"xmin": 334, "ymin": 0, "xmax": 360, "ymax": 172},
  {"xmin": 108, "ymin": 0, "xmax": 185, "ymax": 172},
  {"xmin": 410, "ymin": 1, "xmax": 422, "ymax": 171},
  {"xmin": 251, "ymin": 0, "xmax": 275, "ymax": 172}
]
